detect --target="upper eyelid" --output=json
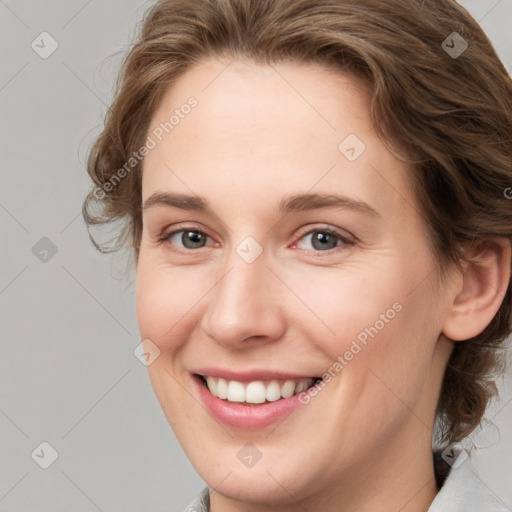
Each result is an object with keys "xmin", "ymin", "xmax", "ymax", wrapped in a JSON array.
[
  {"xmin": 163, "ymin": 224, "xmax": 213, "ymax": 240},
  {"xmin": 295, "ymin": 224, "xmax": 353, "ymax": 239}
]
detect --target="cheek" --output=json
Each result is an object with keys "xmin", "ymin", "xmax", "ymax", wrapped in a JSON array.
[
  {"xmin": 283, "ymin": 265, "xmax": 408, "ymax": 354},
  {"xmin": 292, "ymin": 258, "xmax": 441, "ymax": 393},
  {"xmin": 333, "ymin": 279, "xmax": 442, "ymax": 426},
  {"xmin": 135, "ymin": 270, "xmax": 170, "ymax": 342},
  {"xmin": 135, "ymin": 260, "xmax": 203, "ymax": 348},
  {"xmin": 135, "ymin": 262, "xmax": 200, "ymax": 418}
]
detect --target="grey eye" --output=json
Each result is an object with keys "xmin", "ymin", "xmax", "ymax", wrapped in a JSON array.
[
  {"xmin": 171, "ymin": 230, "xmax": 208, "ymax": 249},
  {"xmin": 299, "ymin": 231, "xmax": 341, "ymax": 251}
]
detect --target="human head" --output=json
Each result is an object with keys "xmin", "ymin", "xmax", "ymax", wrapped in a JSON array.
[{"xmin": 83, "ymin": 0, "xmax": 512, "ymax": 503}]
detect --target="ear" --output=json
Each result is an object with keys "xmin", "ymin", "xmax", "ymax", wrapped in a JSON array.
[{"xmin": 442, "ymin": 237, "xmax": 511, "ymax": 341}]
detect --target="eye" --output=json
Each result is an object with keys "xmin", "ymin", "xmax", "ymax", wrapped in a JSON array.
[
  {"xmin": 160, "ymin": 228, "xmax": 212, "ymax": 250},
  {"xmin": 294, "ymin": 227, "xmax": 354, "ymax": 252},
  {"xmin": 158, "ymin": 225, "xmax": 353, "ymax": 253}
]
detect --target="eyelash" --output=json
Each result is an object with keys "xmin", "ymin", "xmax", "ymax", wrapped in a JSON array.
[{"xmin": 157, "ymin": 224, "xmax": 355, "ymax": 255}]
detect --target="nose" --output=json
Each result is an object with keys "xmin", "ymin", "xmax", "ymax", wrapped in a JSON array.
[{"xmin": 199, "ymin": 246, "xmax": 287, "ymax": 348}]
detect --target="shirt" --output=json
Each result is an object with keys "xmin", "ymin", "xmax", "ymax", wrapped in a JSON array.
[{"xmin": 182, "ymin": 448, "xmax": 509, "ymax": 511}]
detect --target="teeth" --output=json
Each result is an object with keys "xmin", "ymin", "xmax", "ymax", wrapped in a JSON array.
[
  {"xmin": 205, "ymin": 376, "xmax": 217, "ymax": 396},
  {"xmin": 295, "ymin": 380, "xmax": 310, "ymax": 394},
  {"xmin": 203, "ymin": 376, "xmax": 315, "ymax": 403},
  {"xmin": 245, "ymin": 381, "xmax": 266, "ymax": 403},
  {"xmin": 226, "ymin": 380, "xmax": 245, "ymax": 402},
  {"xmin": 281, "ymin": 380, "xmax": 296, "ymax": 398},
  {"xmin": 265, "ymin": 380, "xmax": 281, "ymax": 402},
  {"xmin": 217, "ymin": 378, "xmax": 228, "ymax": 399}
]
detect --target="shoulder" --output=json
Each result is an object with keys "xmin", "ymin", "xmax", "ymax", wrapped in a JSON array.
[
  {"xmin": 429, "ymin": 447, "xmax": 509, "ymax": 512},
  {"xmin": 182, "ymin": 486, "xmax": 210, "ymax": 512}
]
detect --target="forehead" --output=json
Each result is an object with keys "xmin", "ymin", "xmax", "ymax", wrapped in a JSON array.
[
  {"xmin": 147, "ymin": 56, "xmax": 371, "ymax": 156},
  {"xmin": 142, "ymin": 56, "xmax": 414, "ymax": 220}
]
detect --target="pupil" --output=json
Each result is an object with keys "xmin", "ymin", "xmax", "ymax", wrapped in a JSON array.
[
  {"xmin": 312, "ymin": 232, "xmax": 337, "ymax": 251},
  {"xmin": 184, "ymin": 231, "xmax": 205, "ymax": 248}
]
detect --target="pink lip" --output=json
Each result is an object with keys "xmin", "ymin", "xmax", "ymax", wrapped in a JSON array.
[
  {"xmin": 191, "ymin": 373, "xmax": 305, "ymax": 429},
  {"xmin": 193, "ymin": 367, "xmax": 316, "ymax": 382}
]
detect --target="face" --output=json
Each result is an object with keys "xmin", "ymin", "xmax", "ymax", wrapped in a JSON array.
[{"xmin": 136, "ymin": 57, "xmax": 454, "ymax": 507}]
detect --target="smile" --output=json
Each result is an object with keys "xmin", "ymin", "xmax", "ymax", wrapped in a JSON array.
[
  {"xmin": 201, "ymin": 375, "xmax": 318, "ymax": 404},
  {"xmin": 192, "ymin": 371, "xmax": 323, "ymax": 428}
]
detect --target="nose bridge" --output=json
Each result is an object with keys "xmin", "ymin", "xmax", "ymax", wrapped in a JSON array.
[
  {"xmin": 217, "ymin": 232, "xmax": 269, "ymax": 305},
  {"xmin": 200, "ymin": 239, "xmax": 285, "ymax": 345},
  {"xmin": 214, "ymin": 244, "xmax": 269, "ymax": 322}
]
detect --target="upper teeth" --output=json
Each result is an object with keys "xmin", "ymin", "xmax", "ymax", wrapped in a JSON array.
[{"xmin": 205, "ymin": 376, "xmax": 315, "ymax": 404}]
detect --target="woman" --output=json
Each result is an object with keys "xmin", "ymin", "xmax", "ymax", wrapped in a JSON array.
[{"xmin": 83, "ymin": 0, "xmax": 512, "ymax": 510}]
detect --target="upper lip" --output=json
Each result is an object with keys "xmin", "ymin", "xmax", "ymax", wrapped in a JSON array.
[{"xmin": 193, "ymin": 368, "xmax": 320, "ymax": 382}]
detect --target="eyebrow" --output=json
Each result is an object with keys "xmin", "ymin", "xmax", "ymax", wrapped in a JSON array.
[{"xmin": 142, "ymin": 191, "xmax": 379, "ymax": 217}]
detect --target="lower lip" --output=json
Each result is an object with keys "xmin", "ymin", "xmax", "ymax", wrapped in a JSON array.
[{"xmin": 192, "ymin": 374, "xmax": 303, "ymax": 429}]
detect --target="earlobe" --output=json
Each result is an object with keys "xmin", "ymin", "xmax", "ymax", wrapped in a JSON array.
[{"xmin": 442, "ymin": 237, "xmax": 511, "ymax": 342}]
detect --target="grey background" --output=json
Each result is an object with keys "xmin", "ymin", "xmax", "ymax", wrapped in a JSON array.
[{"xmin": 1, "ymin": 1, "xmax": 511, "ymax": 511}]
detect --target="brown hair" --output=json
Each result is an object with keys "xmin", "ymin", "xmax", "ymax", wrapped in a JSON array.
[{"xmin": 83, "ymin": 0, "xmax": 512, "ymax": 444}]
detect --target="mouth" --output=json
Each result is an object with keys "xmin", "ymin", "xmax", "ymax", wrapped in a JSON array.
[
  {"xmin": 195, "ymin": 373, "xmax": 323, "ymax": 406},
  {"xmin": 191, "ymin": 370, "xmax": 325, "ymax": 428}
]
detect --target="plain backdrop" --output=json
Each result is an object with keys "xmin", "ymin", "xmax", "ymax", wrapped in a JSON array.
[{"xmin": 1, "ymin": 1, "xmax": 511, "ymax": 511}]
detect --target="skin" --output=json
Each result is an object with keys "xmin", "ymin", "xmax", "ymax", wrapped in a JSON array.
[{"xmin": 135, "ymin": 56, "xmax": 510, "ymax": 512}]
